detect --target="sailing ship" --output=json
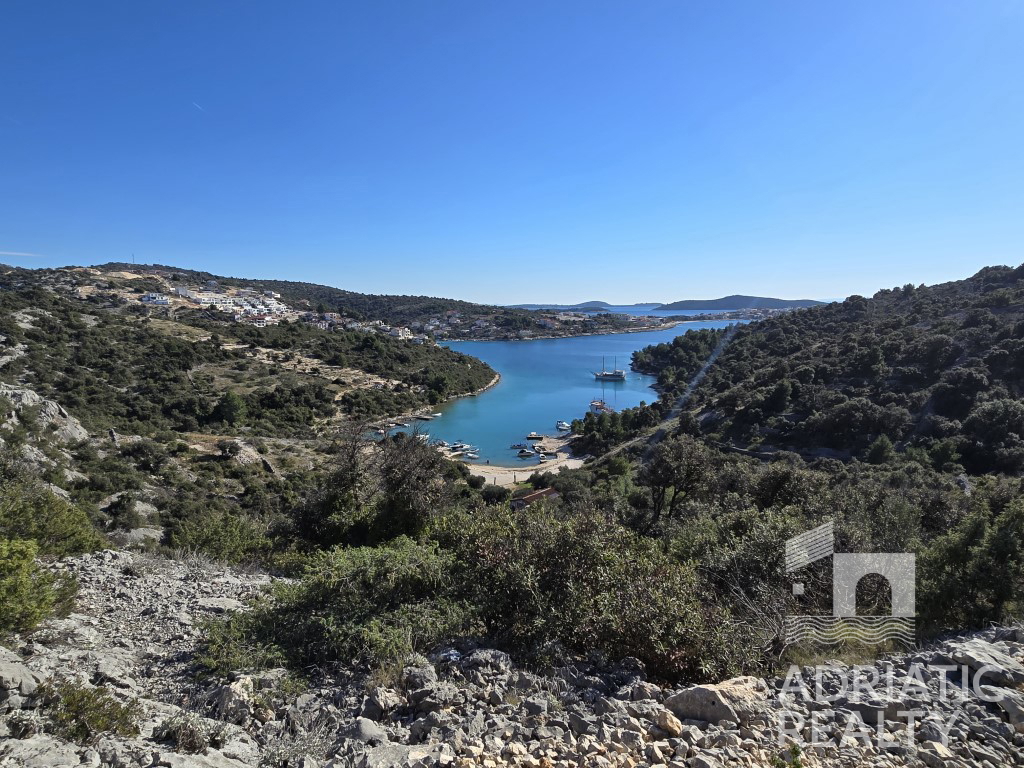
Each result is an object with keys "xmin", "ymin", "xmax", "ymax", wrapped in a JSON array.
[{"xmin": 593, "ymin": 356, "xmax": 626, "ymax": 381}]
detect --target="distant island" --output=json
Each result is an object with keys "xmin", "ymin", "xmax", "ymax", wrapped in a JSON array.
[
  {"xmin": 657, "ymin": 294, "xmax": 825, "ymax": 310},
  {"xmin": 507, "ymin": 300, "xmax": 664, "ymax": 310}
]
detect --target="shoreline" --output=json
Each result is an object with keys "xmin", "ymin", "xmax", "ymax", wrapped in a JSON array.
[
  {"xmin": 443, "ymin": 320, "xmax": 686, "ymax": 343},
  {"xmin": 439, "ymin": 433, "xmax": 585, "ymax": 483},
  {"xmin": 369, "ymin": 371, "xmax": 501, "ymax": 430}
]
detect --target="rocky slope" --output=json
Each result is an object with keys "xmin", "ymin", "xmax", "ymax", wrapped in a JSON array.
[{"xmin": 2, "ymin": 551, "xmax": 1024, "ymax": 767}]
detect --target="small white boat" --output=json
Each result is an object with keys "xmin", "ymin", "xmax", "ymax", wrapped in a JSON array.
[
  {"xmin": 526, "ymin": 432, "xmax": 543, "ymax": 440},
  {"xmin": 517, "ymin": 449, "xmax": 535, "ymax": 458},
  {"xmin": 395, "ymin": 422, "xmax": 410, "ymax": 427},
  {"xmin": 435, "ymin": 440, "xmax": 449, "ymax": 448},
  {"xmin": 556, "ymin": 420, "xmax": 571, "ymax": 431},
  {"xmin": 538, "ymin": 455, "xmax": 549, "ymax": 462},
  {"xmin": 464, "ymin": 452, "xmax": 479, "ymax": 460},
  {"xmin": 431, "ymin": 412, "xmax": 443, "ymax": 418}
]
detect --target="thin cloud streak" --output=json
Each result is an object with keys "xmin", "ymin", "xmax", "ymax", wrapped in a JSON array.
[
  {"xmin": 192, "ymin": 102, "xmax": 205, "ymax": 112},
  {"xmin": 0, "ymin": 251, "xmax": 45, "ymax": 258}
]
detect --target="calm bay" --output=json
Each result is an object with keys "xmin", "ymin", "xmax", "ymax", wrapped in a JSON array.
[{"xmin": 385, "ymin": 319, "xmax": 737, "ymax": 466}]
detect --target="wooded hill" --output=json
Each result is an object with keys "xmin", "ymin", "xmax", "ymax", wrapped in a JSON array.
[
  {"xmin": 633, "ymin": 264, "xmax": 1024, "ymax": 474},
  {"xmin": 657, "ymin": 295, "xmax": 824, "ymax": 310},
  {"xmin": 0, "ymin": 272, "xmax": 495, "ymax": 432}
]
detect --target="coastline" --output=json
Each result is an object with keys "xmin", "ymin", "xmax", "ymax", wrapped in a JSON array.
[
  {"xmin": 462, "ymin": 455, "xmax": 584, "ymax": 486},
  {"xmin": 443, "ymin": 319, "xmax": 688, "ymax": 343},
  {"xmin": 465, "ymin": 371, "xmax": 501, "ymax": 396},
  {"xmin": 440, "ymin": 433, "xmax": 584, "ymax": 483},
  {"xmin": 369, "ymin": 371, "xmax": 501, "ymax": 429}
]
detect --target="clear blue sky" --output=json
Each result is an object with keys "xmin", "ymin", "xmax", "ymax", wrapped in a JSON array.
[{"xmin": 2, "ymin": 1, "xmax": 1023, "ymax": 305}]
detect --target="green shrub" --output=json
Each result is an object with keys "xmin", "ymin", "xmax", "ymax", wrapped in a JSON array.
[
  {"xmin": 271, "ymin": 537, "xmax": 470, "ymax": 668},
  {"xmin": 480, "ymin": 485, "xmax": 511, "ymax": 505},
  {"xmin": 196, "ymin": 612, "xmax": 287, "ymax": 676},
  {"xmin": 0, "ymin": 539, "xmax": 77, "ymax": 636},
  {"xmin": 155, "ymin": 710, "xmax": 227, "ymax": 753},
  {"xmin": 0, "ymin": 474, "xmax": 103, "ymax": 556},
  {"xmin": 201, "ymin": 537, "xmax": 472, "ymax": 676},
  {"xmin": 38, "ymin": 679, "xmax": 142, "ymax": 744},
  {"xmin": 437, "ymin": 507, "xmax": 753, "ymax": 680},
  {"xmin": 165, "ymin": 510, "xmax": 269, "ymax": 564},
  {"xmin": 918, "ymin": 497, "xmax": 1024, "ymax": 631}
]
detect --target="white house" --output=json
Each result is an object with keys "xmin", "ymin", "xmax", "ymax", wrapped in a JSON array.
[{"xmin": 140, "ymin": 293, "xmax": 169, "ymax": 305}]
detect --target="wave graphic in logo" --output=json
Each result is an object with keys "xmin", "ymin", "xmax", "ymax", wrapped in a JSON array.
[{"xmin": 785, "ymin": 616, "xmax": 914, "ymax": 646}]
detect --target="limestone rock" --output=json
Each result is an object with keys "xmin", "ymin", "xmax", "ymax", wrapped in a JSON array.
[
  {"xmin": 212, "ymin": 676, "xmax": 256, "ymax": 725},
  {"xmin": 665, "ymin": 677, "xmax": 768, "ymax": 725},
  {"xmin": 0, "ymin": 659, "xmax": 40, "ymax": 697},
  {"xmin": 947, "ymin": 638, "xmax": 1024, "ymax": 686},
  {"xmin": 654, "ymin": 708, "xmax": 684, "ymax": 738},
  {"xmin": 0, "ymin": 384, "xmax": 89, "ymax": 443},
  {"xmin": 0, "ymin": 734, "xmax": 81, "ymax": 767}
]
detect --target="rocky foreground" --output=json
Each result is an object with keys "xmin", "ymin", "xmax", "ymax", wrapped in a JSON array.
[{"xmin": 2, "ymin": 551, "xmax": 1024, "ymax": 767}]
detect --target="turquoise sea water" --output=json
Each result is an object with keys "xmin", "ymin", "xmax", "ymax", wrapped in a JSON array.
[{"xmin": 385, "ymin": 320, "xmax": 737, "ymax": 467}]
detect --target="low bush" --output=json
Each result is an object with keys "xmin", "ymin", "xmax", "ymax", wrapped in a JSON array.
[
  {"xmin": 200, "ymin": 537, "xmax": 471, "ymax": 677},
  {"xmin": 0, "ymin": 468, "xmax": 103, "ymax": 556},
  {"xmin": 38, "ymin": 679, "xmax": 142, "ymax": 744},
  {"xmin": 439, "ymin": 506, "xmax": 755, "ymax": 680},
  {"xmin": 155, "ymin": 711, "xmax": 227, "ymax": 754},
  {"xmin": 0, "ymin": 539, "xmax": 77, "ymax": 636},
  {"xmin": 164, "ymin": 509, "xmax": 270, "ymax": 565}
]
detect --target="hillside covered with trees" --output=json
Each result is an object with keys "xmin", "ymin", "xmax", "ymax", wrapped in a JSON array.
[
  {"xmin": 4, "ymin": 263, "xmax": 1024, "ymax": 714},
  {"xmin": 634, "ymin": 264, "xmax": 1024, "ymax": 474},
  {"xmin": 657, "ymin": 294, "xmax": 824, "ymax": 310}
]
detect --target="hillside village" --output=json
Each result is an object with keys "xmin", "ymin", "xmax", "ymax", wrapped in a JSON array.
[{"xmin": 49, "ymin": 266, "xmax": 687, "ymax": 341}]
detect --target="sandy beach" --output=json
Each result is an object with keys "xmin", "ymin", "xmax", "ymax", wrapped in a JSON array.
[
  {"xmin": 438, "ymin": 433, "xmax": 584, "ymax": 487},
  {"xmin": 466, "ymin": 455, "xmax": 585, "ymax": 487}
]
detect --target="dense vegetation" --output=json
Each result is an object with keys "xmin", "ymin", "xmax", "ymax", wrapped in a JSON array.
[
  {"xmin": 4, "ymin": 262, "xmax": 1024, "ymax": 693},
  {"xmin": 0, "ymin": 458, "xmax": 100, "ymax": 635},
  {"xmin": 634, "ymin": 265, "xmax": 1024, "ymax": 474},
  {"xmin": 0, "ymin": 279, "xmax": 494, "ymax": 432},
  {"xmin": 657, "ymin": 294, "xmax": 824, "ymax": 310}
]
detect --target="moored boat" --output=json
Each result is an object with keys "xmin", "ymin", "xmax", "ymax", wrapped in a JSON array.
[
  {"xmin": 556, "ymin": 420, "xmax": 571, "ymax": 431},
  {"xmin": 526, "ymin": 431, "xmax": 543, "ymax": 440},
  {"xmin": 593, "ymin": 356, "xmax": 626, "ymax": 381}
]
